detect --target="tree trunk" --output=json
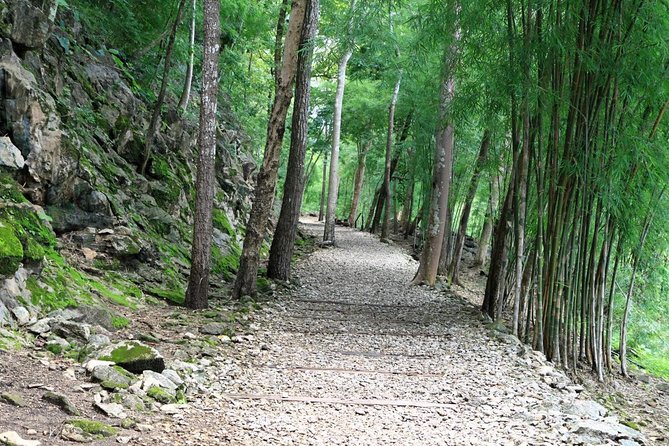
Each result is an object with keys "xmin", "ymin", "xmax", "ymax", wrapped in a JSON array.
[
  {"xmin": 348, "ymin": 140, "xmax": 371, "ymax": 227},
  {"xmin": 412, "ymin": 30, "xmax": 459, "ymax": 286},
  {"xmin": 178, "ymin": 0, "xmax": 197, "ymax": 111},
  {"xmin": 233, "ymin": 0, "xmax": 308, "ymax": 298},
  {"xmin": 323, "ymin": 48, "xmax": 353, "ymax": 244},
  {"xmin": 141, "ymin": 0, "xmax": 188, "ymax": 175},
  {"xmin": 318, "ymin": 153, "xmax": 328, "ymax": 221},
  {"xmin": 449, "ymin": 129, "xmax": 490, "ymax": 283},
  {"xmin": 273, "ymin": 0, "xmax": 290, "ymax": 94},
  {"xmin": 475, "ymin": 171, "xmax": 499, "ymax": 266},
  {"xmin": 381, "ymin": 75, "xmax": 402, "ymax": 241},
  {"xmin": 184, "ymin": 0, "xmax": 221, "ymax": 310},
  {"xmin": 267, "ymin": 0, "xmax": 320, "ymax": 281}
]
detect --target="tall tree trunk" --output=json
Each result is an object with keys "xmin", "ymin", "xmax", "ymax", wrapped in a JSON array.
[
  {"xmin": 381, "ymin": 75, "xmax": 402, "ymax": 241},
  {"xmin": 141, "ymin": 0, "xmax": 188, "ymax": 175},
  {"xmin": 318, "ymin": 153, "xmax": 328, "ymax": 221},
  {"xmin": 178, "ymin": 0, "xmax": 197, "ymax": 112},
  {"xmin": 348, "ymin": 140, "xmax": 371, "ymax": 227},
  {"xmin": 475, "ymin": 171, "xmax": 499, "ymax": 266},
  {"xmin": 323, "ymin": 49, "xmax": 353, "ymax": 244},
  {"xmin": 449, "ymin": 129, "xmax": 490, "ymax": 283},
  {"xmin": 412, "ymin": 26, "xmax": 459, "ymax": 286},
  {"xmin": 184, "ymin": 0, "xmax": 221, "ymax": 310},
  {"xmin": 267, "ymin": 0, "xmax": 320, "ymax": 281},
  {"xmin": 233, "ymin": 0, "xmax": 308, "ymax": 298}
]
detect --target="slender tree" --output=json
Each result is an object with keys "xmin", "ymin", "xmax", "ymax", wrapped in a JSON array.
[
  {"xmin": 185, "ymin": 0, "xmax": 221, "ymax": 309},
  {"xmin": 141, "ymin": 0, "xmax": 188, "ymax": 174},
  {"xmin": 233, "ymin": 0, "xmax": 308, "ymax": 298},
  {"xmin": 178, "ymin": 0, "xmax": 197, "ymax": 111},
  {"xmin": 267, "ymin": 0, "xmax": 321, "ymax": 281}
]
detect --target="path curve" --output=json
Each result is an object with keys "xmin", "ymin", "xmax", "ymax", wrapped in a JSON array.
[{"xmin": 143, "ymin": 220, "xmax": 644, "ymax": 446}]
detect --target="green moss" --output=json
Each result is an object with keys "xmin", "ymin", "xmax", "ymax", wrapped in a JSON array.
[
  {"xmin": 100, "ymin": 342, "xmax": 154, "ymax": 363},
  {"xmin": 151, "ymin": 155, "xmax": 171, "ymax": 180},
  {"xmin": 0, "ymin": 173, "xmax": 27, "ymax": 203},
  {"xmin": 621, "ymin": 419, "xmax": 640, "ymax": 430},
  {"xmin": 256, "ymin": 277, "xmax": 272, "ymax": 294},
  {"xmin": 46, "ymin": 343, "xmax": 64, "ymax": 355},
  {"xmin": 211, "ymin": 245, "xmax": 241, "ymax": 281},
  {"xmin": 146, "ymin": 386, "xmax": 175, "ymax": 404},
  {"xmin": 66, "ymin": 419, "xmax": 117, "ymax": 438},
  {"xmin": 111, "ymin": 316, "xmax": 130, "ymax": 329},
  {"xmin": 148, "ymin": 287, "xmax": 185, "ymax": 304},
  {"xmin": 213, "ymin": 209, "xmax": 236, "ymax": 237},
  {"xmin": 24, "ymin": 237, "xmax": 45, "ymax": 262},
  {"xmin": 0, "ymin": 222, "xmax": 23, "ymax": 275}
]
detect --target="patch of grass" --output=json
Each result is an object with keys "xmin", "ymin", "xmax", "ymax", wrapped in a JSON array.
[
  {"xmin": 66, "ymin": 419, "xmax": 117, "ymax": 439},
  {"xmin": 148, "ymin": 287, "xmax": 185, "ymax": 304},
  {"xmin": 111, "ymin": 316, "xmax": 130, "ymax": 329}
]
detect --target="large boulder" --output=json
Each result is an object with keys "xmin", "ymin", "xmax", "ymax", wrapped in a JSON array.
[
  {"xmin": 95, "ymin": 341, "xmax": 165, "ymax": 374},
  {"xmin": 1, "ymin": 0, "xmax": 58, "ymax": 50}
]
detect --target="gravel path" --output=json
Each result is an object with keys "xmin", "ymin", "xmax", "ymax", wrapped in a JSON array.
[{"xmin": 140, "ymin": 221, "xmax": 645, "ymax": 446}]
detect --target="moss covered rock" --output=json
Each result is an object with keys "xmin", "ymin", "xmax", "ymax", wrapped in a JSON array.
[
  {"xmin": 97, "ymin": 340, "xmax": 165, "ymax": 374},
  {"xmin": 0, "ymin": 222, "xmax": 22, "ymax": 276}
]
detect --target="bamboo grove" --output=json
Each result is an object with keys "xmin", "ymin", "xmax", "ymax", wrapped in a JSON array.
[{"xmin": 476, "ymin": 0, "xmax": 669, "ymax": 379}]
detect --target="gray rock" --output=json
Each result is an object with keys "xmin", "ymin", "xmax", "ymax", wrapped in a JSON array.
[
  {"xmin": 10, "ymin": 306, "xmax": 30, "ymax": 325},
  {"xmin": 573, "ymin": 419, "xmax": 643, "ymax": 442},
  {"xmin": 119, "ymin": 393, "xmax": 145, "ymax": 411},
  {"xmin": 0, "ymin": 302, "xmax": 14, "ymax": 328},
  {"xmin": 567, "ymin": 400, "xmax": 608, "ymax": 420},
  {"xmin": 94, "ymin": 402, "xmax": 126, "ymax": 419},
  {"xmin": 91, "ymin": 365, "xmax": 133, "ymax": 390},
  {"xmin": 50, "ymin": 320, "xmax": 90, "ymax": 341},
  {"xmin": 6, "ymin": 0, "xmax": 57, "ymax": 49},
  {"xmin": 0, "ymin": 137, "xmax": 25, "ymax": 169},
  {"xmin": 87, "ymin": 334, "xmax": 111, "ymax": 348},
  {"xmin": 657, "ymin": 382, "xmax": 669, "ymax": 393},
  {"xmin": 42, "ymin": 391, "xmax": 80, "ymax": 415},
  {"xmin": 96, "ymin": 340, "xmax": 165, "ymax": 374},
  {"xmin": 142, "ymin": 370, "xmax": 177, "ymax": 391},
  {"xmin": 27, "ymin": 318, "xmax": 51, "ymax": 334},
  {"xmin": 0, "ymin": 391, "xmax": 26, "ymax": 407},
  {"xmin": 161, "ymin": 369, "xmax": 184, "ymax": 387},
  {"xmin": 0, "ymin": 430, "xmax": 41, "ymax": 446},
  {"xmin": 200, "ymin": 323, "xmax": 227, "ymax": 336}
]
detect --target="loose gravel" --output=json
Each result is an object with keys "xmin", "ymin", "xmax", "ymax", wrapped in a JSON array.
[{"xmin": 139, "ymin": 220, "xmax": 645, "ymax": 446}]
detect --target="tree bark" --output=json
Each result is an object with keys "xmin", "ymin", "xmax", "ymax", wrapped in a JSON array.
[
  {"xmin": 412, "ymin": 30, "xmax": 459, "ymax": 286},
  {"xmin": 273, "ymin": 0, "xmax": 290, "ymax": 94},
  {"xmin": 185, "ymin": 0, "xmax": 221, "ymax": 310},
  {"xmin": 348, "ymin": 140, "xmax": 371, "ymax": 227},
  {"xmin": 178, "ymin": 0, "xmax": 197, "ymax": 112},
  {"xmin": 233, "ymin": 0, "xmax": 308, "ymax": 298},
  {"xmin": 323, "ymin": 49, "xmax": 352, "ymax": 244},
  {"xmin": 381, "ymin": 74, "xmax": 402, "ymax": 241},
  {"xmin": 318, "ymin": 153, "xmax": 328, "ymax": 221},
  {"xmin": 267, "ymin": 0, "xmax": 320, "ymax": 281},
  {"xmin": 475, "ymin": 171, "xmax": 499, "ymax": 266},
  {"xmin": 141, "ymin": 0, "xmax": 188, "ymax": 175},
  {"xmin": 449, "ymin": 129, "xmax": 490, "ymax": 283}
]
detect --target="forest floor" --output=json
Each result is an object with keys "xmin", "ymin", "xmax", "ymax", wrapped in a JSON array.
[{"xmin": 2, "ymin": 219, "xmax": 668, "ymax": 445}]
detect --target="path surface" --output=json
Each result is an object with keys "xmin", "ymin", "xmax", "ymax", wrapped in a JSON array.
[{"xmin": 142, "ymin": 221, "xmax": 643, "ymax": 446}]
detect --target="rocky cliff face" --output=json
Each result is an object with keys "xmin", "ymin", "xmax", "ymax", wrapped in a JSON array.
[{"xmin": 0, "ymin": 0, "xmax": 256, "ymax": 334}]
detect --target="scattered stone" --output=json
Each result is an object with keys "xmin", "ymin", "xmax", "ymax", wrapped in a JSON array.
[
  {"xmin": 160, "ymin": 403, "xmax": 188, "ymax": 414},
  {"xmin": 41, "ymin": 391, "xmax": 80, "ymax": 415},
  {"xmin": 10, "ymin": 307, "xmax": 30, "ymax": 326},
  {"xmin": 96, "ymin": 341, "xmax": 165, "ymax": 374},
  {"xmin": 567, "ymin": 400, "xmax": 608, "ymax": 420},
  {"xmin": 200, "ymin": 323, "xmax": 227, "ymax": 336},
  {"xmin": 50, "ymin": 320, "xmax": 90, "ymax": 342},
  {"xmin": 142, "ymin": 370, "xmax": 177, "ymax": 392},
  {"xmin": 161, "ymin": 369, "xmax": 184, "ymax": 387},
  {"xmin": 85, "ymin": 359, "xmax": 115, "ymax": 373},
  {"xmin": 87, "ymin": 334, "xmax": 111, "ymax": 349},
  {"xmin": 91, "ymin": 365, "xmax": 133, "ymax": 391},
  {"xmin": 116, "ymin": 436, "xmax": 131, "ymax": 444},
  {"xmin": 573, "ymin": 419, "xmax": 644, "ymax": 443},
  {"xmin": 0, "ymin": 137, "xmax": 25, "ymax": 170},
  {"xmin": 0, "ymin": 431, "xmax": 40, "ymax": 446},
  {"xmin": 119, "ymin": 394, "xmax": 145, "ymax": 412},
  {"xmin": 95, "ymin": 402, "xmax": 127, "ymax": 419},
  {"xmin": 62, "ymin": 419, "xmax": 117, "ymax": 442},
  {"xmin": 146, "ymin": 386, "xmax": 176, "ymax": 404},
  {"xmin": 0, "ymin": 392, "xmax": 26, "ymax": 407},
  {"xmin": 27, "ymin": 319, "xmax": 51, "ymax": 335},
  {"xmin": 656, "ymin": 382, "xmax": 669, "ymax": 393}
]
